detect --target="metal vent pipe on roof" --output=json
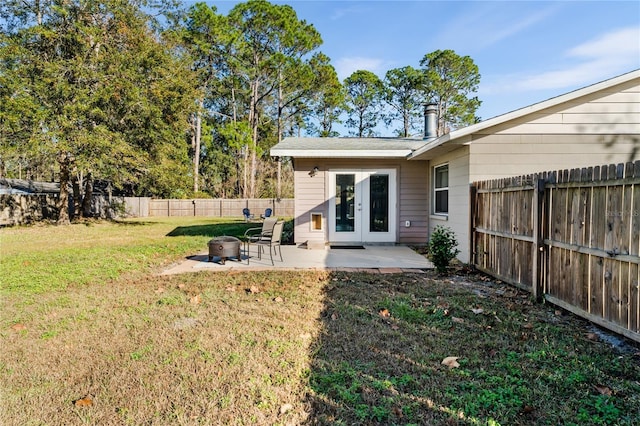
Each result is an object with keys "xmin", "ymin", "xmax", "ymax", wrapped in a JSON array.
[{"xmin": 423, "ymin": 103, "xmax": 437, "ymax": 140}]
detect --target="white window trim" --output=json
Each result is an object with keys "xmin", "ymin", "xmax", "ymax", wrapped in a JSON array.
[{"xmin": 433, "ymin": 163, "xmax": 449, "ymax": 216}]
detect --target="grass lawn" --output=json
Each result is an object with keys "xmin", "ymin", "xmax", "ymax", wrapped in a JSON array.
[{"xmin": 1, "ymin": 218, "xmax": 639, "ymax": 425}]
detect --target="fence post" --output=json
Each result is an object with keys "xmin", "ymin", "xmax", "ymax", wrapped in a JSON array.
[
  {"xmin": 469, "ymin": 184, "xmax": 477, "ymax": 265},
  {"xmin": 532, "ymin": 178, "xmax": 545, "ymax": 301}
]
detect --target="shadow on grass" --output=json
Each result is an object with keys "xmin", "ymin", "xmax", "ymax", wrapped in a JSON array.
[
  {"xmin": 166, "ymin": 221, "xmax": 253, "ymax": 238},
  {"xmin": 113, "ymin": 220, "xmax": 157, "ymax": 226},
  {"xmin": 166, "ymin": 219, "xmax": 296, "ymax": 244},
  {"xmin": 305, "ymin": 271, "xmax": 640, "ymax": 425}
]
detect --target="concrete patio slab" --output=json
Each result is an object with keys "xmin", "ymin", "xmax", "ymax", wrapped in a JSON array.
[{"xmin": 159, "ymin": 245, "xmax": 433, "ymax": 275}]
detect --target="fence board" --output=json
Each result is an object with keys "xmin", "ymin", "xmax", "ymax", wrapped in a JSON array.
[
  {"xmin": 631, "ymin": 184, "xmax": 640, "ymax": 257},
  {"xmin": 471, "ymin": 161, "xmax": 640, "ymax": 342},
  {"xmin": 631, "ymin": 263, "xmax": 639, "ymax": 333},
  {"xmin": 620, "ymin": 263, "xmax": 630, "ymax": 331}
]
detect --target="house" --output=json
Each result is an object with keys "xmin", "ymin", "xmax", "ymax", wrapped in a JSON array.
[{"xmin": 270, "ymin": 69, "xmax": 640, "ymax": 262}]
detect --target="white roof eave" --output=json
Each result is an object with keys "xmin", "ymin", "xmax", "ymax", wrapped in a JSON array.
[
  {"xmin": 408, "ymin": 134, "xmax": 451, "ymax": 159},
  {"xmin": 270, "ymin": 149, "xmax": 414, "ymax": 158}
]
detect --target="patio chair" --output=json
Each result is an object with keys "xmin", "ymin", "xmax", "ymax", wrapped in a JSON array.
[
  {"xmin": 243, "ymin": 216, "xmax": 277, "ymax": 245},
  {"xmin": 246, "ymin": 220, "xmax": 284, "ymax": 265},
  {"xmin": 242, "ymin": 207, "xmax": 254, "ymax": 222},
  {"xmin": 260, "ymin": 208, "xmax": 272, "ymax": 219}
]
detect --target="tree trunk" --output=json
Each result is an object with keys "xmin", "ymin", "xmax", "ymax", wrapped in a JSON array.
[
  {"xmin": 81, "ymin": 172, "xmax": 93, "ymax": 218},
  {"xmin": 193, "ymin": 99, "xmax": 203, "ymax": 194},
  {"xmin": 276, "ymin": 70, "xmax": 283, "ymax": 199},
  {"xmin": 404, "ymin": 112, "xmax": 410, "ymax": 137},
  {"xmin": 250, "ymin": 127, "xmax": 257, "ymax": 198},
  {"xmin": 35, "ymin": 0, "xmax": 43, "ymax": 25},
  {"xmin": 242, "ymin": 145, "xmax": 248, "ymax": 198},
  {"xmin": 277, "ymin": 157, "xmax": 281, "ymax": 199},
  {"xmin": 248, "ymin": 79, "xmax": 259, "ymax": 198},
  {"xmin": 72, "ymin": 170, "xmax": 82, "ymax": 220},
  {"xmin": 57, "ymin": 153, "xmax": 71, "ymax": 225}
]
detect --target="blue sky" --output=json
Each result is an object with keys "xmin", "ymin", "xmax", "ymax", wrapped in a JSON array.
[{"xmin": 203, "ymin": 0, "xmax": 639, "ymax": 126}]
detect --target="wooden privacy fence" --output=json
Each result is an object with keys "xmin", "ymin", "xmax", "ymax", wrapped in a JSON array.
[
  {"xmin": 147, "ymin": 198, "xmax": 294, "ymax": 218},
  {"xmin": 1, "ymin": 196, "xmax": 293, "ymax": 224},
  {"xmin": 471, "ymin": 161, "xmax": 640, "ymax": 342}
]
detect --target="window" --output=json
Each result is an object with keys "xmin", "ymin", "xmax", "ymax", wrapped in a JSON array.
[{"xmin": 434, "ymin": 164, "xmax": 449, "ymax": 214}]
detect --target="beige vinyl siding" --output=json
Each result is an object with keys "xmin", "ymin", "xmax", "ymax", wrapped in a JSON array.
[
  {"xmin": 292, "ymin": 158, "xmax": 428, "ymax": 246},
  {"xmin": 294, "ymin": 158, "xmax": 328, "ymax": 246},
  {"xmin": 482, "ymin": 78, "xmax": 640, "ymax": 135},
  {"xmin": 398, "ymin": 160, "xmax": 429, "ymax": 244},
  {"xmin": 468, "ymin": 134, "xmax": 638, "ymax": 181},
  {"xmin": 468, "ymin": 78, "xmax": 640, "ymax": 181},
  {"xmin": 428, "ymin": 146, "xmax": 471, "ymax": 262}
]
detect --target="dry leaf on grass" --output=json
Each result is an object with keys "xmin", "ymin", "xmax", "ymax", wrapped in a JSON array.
[
  {"xmin": 11, "ymin": 323, "xmax": 27, "ymax": 331},
  {"xmin": 585, "ymin": 332, "xmax": 599, "ymax": 341},
  {"xmin": 73, "ymin": 396, "xmax": 93, "ymax": 407},
  {"xmin": 471, "ymin": 308, "xmax": 484, "ymax": 314},
  {"xmin": 392, "ymin": 406, "xmax": 403, "ymax": 418},
  {"xmin": 379, "ymin": 309, "xmax": 390, "ymax": 318},
  {"xmin": 190, "ymin": 294, "xmax": 201, "ymax": 305},
  {"xmin": 521, "ymin": 405, "xmax": 535, "ymax": 414},
  {"xmin": 273, "ymin": 296, "xmax": 284, "ymax": 303},
  {"xmin": 441, "ymin": 356, "xmax": 460, "ymax": 368},
  {"xmin": 279, "ymin": 403, "xmax": 293, "ymax": 415},
  {"xmin": 522, "ymin": 322, "xmax": 534, "ymax": 329},
  {"xmin": 594, "ymin": 385, "xmax": 612, "ymax": 396},
  {"xmin": 331, "ymin": 313, "xmax": 338, "ymax": 321},
  {"xmin": 452, "ymin": 316, "xmax": 464, "ymax": 324},
  {"xmin": 248, "ymin": 286, "xmax": 260, "ymax": 294}
]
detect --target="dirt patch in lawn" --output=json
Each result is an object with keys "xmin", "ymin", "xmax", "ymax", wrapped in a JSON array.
[{"xmin": 1, "ymin": 268, "xmax": 638, "ymax": 425}]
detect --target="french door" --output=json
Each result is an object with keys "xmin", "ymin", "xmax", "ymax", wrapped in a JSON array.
[{"xmin": 328, "ymin": 169, "xmax": 397, "ymax": 243}]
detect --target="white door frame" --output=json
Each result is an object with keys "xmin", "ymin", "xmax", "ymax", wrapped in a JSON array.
[{"xmin": 327, "ymin": 169, "xmax": 397, "ymax": 243}]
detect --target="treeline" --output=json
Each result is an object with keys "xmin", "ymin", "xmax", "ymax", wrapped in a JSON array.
[{"xmin": 0, "ymin": 0, "xmax": 481, "ymax": 224}]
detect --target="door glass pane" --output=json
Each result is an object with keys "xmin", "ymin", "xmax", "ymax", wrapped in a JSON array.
[
  {"xmin": 370, "ymin": 174, "xmax": 389, "ymax": 232},
  {"xmin": 335, "ymin": 174, "xmax": 355, "ymax": 232}
]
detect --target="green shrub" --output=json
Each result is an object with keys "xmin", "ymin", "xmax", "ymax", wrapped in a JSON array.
[
  {"xmin": 428, "ymin": 225, "xmax": 460, "ymax": 274},
  {"xmin": 282, "ymin": 219, "xmax": 294, "ymax": 244}
]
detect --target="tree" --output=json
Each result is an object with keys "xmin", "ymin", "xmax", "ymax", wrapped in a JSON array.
[
  {"xmin": 178, "ymin": 3, "xmax": 229, "ymax": 194},
  {"xmin": 383, "ymin": 66, "xmax": 423, "ymax": 137},
  {"xmin": 306, "ymin": 53, "xmax": 345, "ymax": 137},
  {"xmin": 227, "ymin": 0, "xmax": 322, "ymax": 198},
  {"xmin": 0, "ymin": 0, "xmax": 197, "ymax": 223},
  {"xmin": 419, "ymin": 49, "xmax": 481, "ymax": 136},
  {"xmin": 344, "ymin": 70, "xmax": 385, "ymax": 138}
]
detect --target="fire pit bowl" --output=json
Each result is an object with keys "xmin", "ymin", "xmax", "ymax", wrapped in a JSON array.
[{"xmin": 208, "ymin": 236, "xmax": 241, "ymax": 265}]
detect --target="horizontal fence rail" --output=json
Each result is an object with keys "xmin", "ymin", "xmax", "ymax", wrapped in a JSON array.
[{"xmin": 471, "ymin": 161, "xmax": 640, "ymax": 342}]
